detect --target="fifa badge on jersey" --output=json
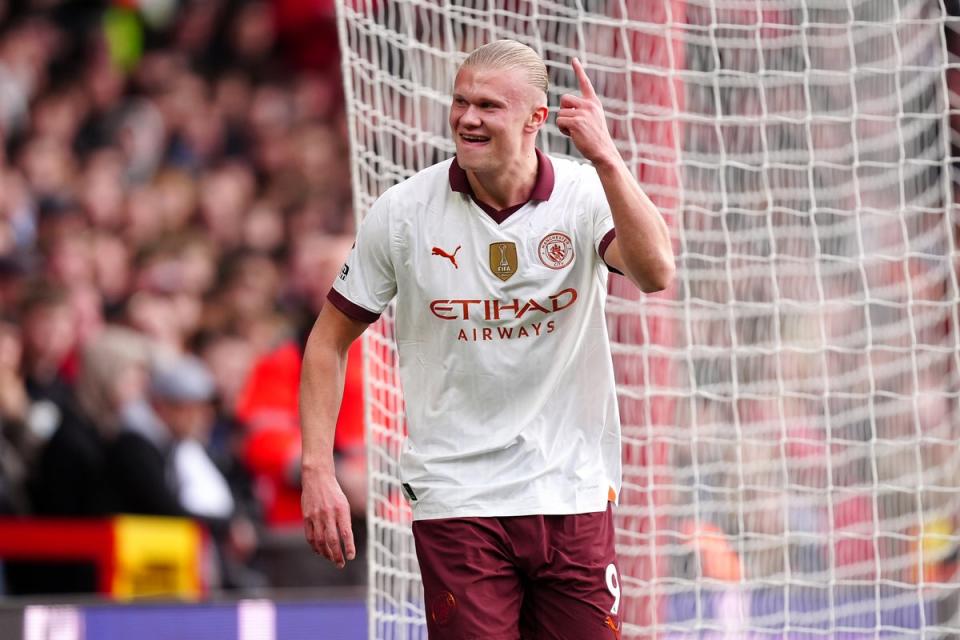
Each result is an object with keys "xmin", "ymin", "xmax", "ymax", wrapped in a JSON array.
[{"xmin": 489, "ymin": 242, "xmax": 518, "ymax": 281}]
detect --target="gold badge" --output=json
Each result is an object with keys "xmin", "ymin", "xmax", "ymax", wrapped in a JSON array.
[{"xmin": 489, "ymin": 242, "xmax": 518, "ymax": 281}]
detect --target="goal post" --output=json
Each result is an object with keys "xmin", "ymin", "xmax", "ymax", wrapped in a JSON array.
[{"xmin": 336, "ymin": 1, "xmax": 960, "ymax": 638}]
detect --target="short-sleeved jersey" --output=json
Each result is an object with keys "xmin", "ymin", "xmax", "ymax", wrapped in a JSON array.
[{"xmin": 329, "ymin": 151, "xmax": 621, "ymax": 520}]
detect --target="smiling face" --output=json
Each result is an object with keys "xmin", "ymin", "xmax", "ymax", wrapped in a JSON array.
[{"xmin": 448, "ymin": 64, "xmax": 547, "ymax": 174}]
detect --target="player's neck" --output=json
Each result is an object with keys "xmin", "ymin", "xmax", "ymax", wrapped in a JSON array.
[{"xmin": 466, "ymin": 152, "xmax": 538, "ymax": 211}]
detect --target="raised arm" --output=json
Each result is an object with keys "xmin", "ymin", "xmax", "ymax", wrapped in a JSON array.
[
  {"xmin": 299, "ymin": 302, "xmax": 369, "ymax": 568},
  {"xmin": 556, "ymin": 58, "xmax": 675, "ymax": 293}
]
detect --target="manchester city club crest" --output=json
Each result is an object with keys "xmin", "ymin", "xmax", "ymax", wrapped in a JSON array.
[
  {"xmin": 538, "ymin": 232, "xmax": 574, "ymax": 269},
  {"xmin": 489, "ymin": 242, "xmax": 518, "ymax": 281}
]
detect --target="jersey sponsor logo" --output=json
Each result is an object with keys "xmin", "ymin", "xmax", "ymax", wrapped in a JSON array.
[
  {"xmin": 339, "ymin": 264, "xmax": 350, "ymax": 280},
  {"xmin": 456, "ymin": 321, "xmax": 554, "ymax": 342},
  {"xmin": 429, "ymin": 288, "xmax": 577, "ymax": 321},
  {"xmin": 431, "ymin": 245, "xmax": 461, "ymax": 269},
  {"xmin": 539, "ymin": 232, "xmax": 574, "ymax": 269},
  {"xmin": 489, "ymin": 242, "xmax": 518, "ymax": 281}
]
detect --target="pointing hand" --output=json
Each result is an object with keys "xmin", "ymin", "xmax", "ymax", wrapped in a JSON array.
[{"xmin": 556, "ymin": 58, "xmax": 619, "ymax": 167}]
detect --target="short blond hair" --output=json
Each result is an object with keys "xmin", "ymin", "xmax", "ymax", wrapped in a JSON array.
[{"xmin": 461, "ymin": 39, "xmax": 548, "ymax": 96}]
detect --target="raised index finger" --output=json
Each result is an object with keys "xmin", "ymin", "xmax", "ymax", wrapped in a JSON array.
[{"xmin": 572, "ymin": 57, "xmax": 597, "ymax": 100}]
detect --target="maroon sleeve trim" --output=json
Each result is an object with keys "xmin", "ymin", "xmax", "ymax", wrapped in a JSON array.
[
  {"xmin": 597, "ymin": 228, "xmax": 624, "ymax": 276},
  {"xmin": 327, "ymin": 288, "xmax": 381, "ymax": 324}
]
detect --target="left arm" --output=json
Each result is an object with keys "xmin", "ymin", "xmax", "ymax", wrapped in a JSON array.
[{"xmin": 557, "ymin": 59, "xmax": 675, "ymax": 293}]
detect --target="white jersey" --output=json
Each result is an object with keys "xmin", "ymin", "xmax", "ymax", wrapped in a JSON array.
[{"xmin": 329, "ymin": 151, "xmax": 622, "ymax": 520}]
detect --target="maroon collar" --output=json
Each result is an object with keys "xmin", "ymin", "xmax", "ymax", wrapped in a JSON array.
[{"xmin": 448, "ymin": 149, "xmax": 555, "ymax": 223}]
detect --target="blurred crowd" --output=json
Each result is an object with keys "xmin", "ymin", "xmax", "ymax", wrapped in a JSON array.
[{"xmin": 0, "ymin": 0, "xmax": 366, "ymax": 593}]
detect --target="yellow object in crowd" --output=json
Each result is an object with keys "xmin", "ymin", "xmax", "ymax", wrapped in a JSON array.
[{"xmin": 111, "ymin": 516, "xmax": 207, "ymax": 600}]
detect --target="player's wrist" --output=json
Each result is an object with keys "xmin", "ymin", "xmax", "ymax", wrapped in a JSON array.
[
  {"xmin": 301, "ymin": 455, "xmax": 338, "ymax": 477},
  {"xmin": 591, "ymin": 149, "xmax": 626, "ymax": 174}
]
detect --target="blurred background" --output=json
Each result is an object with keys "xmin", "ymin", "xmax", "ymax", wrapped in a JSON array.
[{"xmin": 0, "ymin": 0, "xmax": 369, "ymax": 635}]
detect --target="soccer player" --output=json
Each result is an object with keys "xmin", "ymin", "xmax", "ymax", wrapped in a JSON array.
[{"xmin": 300, "ymin": 39, "xmax": 674, "ymax": 638}]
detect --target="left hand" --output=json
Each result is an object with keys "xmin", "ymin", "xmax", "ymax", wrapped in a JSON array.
[{"xmin": 556, "ymin": 58, "xmax": 619, "ymax": 166}]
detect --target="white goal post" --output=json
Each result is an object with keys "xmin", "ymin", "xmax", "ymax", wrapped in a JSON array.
[{"xmin": 335, "ymin": 1, "xmax": 960, "ymax": 638}]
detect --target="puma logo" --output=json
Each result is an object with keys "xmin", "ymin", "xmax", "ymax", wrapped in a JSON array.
[
  {"xmin": 604, "ymin": 616, "xmax": 621, "ymax": 640},
  {"xmin": 432, "ymin": 245, "xmax": 461, "ymax": 269}
]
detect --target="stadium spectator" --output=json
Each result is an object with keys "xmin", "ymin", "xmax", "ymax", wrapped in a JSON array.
[
  {"xmin": 75, "ymin": 326, "xmax": 153, "ymax": 438},
  {"xmin": 235, "ymin": 336, "xmax": 365, "ymax": 526},
  {"xmin": 19, "ymin": 281, "xmax": 80, "ymax": 408},
  {"xmin": 25, "ymin": 321, "xmax": 123, "ymax": 519},
  {"xmin": 0, "ymin": 320, "xmax": 32, "ymax": 516},
  {"xmin": 6, "ymin": 290, "xmax": 118, "ymax": 596},
  {"xmin": 108, "ymin": 353, "xmax": 264, "ymax": 590},
  {"xmin": 108, "ymin": 354, "xmax": 226, "ymax": 517},
  {"xmin": 23, "ymin": 325, "xmax": 148, "ymax": 516},
  {"xmin": 193, "ymin": 330, "xmax": 261, "ymax": 521}
]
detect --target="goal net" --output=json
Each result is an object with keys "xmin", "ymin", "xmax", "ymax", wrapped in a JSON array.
[{"xmin": 336, "ymin": 0, "xmax": 960, "ymax": 637}]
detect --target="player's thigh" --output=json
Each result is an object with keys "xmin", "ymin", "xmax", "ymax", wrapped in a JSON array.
[
  {"xmin": 520, "ymin": 576, "xmax": 623, "ymax": 640},
  {"xmin": 413, "ymin": 517, "xmax": 524, "ymax": 640},
  {"xmin": 521, "ymin": 507, "xmax": 623, "ymax": 639}
]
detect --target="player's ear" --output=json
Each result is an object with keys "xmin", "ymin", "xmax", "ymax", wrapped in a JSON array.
[{"xmin": 525, "ymin": 103, "xmax": 549, "ymax": 133}]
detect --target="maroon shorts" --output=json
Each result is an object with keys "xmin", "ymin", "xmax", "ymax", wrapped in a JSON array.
[{"xmin": 412, "ymin": 505, "xmax": 622, "ymax": 640}]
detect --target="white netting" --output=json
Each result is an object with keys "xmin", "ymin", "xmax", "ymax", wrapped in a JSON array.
[{"xmin": 337, "ymin": 0, "xmax": 960, "ymax": 638}]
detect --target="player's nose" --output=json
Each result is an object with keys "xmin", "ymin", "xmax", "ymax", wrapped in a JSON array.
[{"xmin": 459, "ymin": 104, "xmax": 482, "ymax": 126}]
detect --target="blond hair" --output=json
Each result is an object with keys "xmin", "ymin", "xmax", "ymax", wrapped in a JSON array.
[
  {"xmin": 461, "ymin": 40, "xmax": 548, "ymax": 97},
  {"xmin": 76, "ymin": 326, "xmax": 155, "ymax": 436}
]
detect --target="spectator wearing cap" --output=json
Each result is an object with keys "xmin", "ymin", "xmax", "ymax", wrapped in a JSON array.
[
  {"xmin": 108, "ymin": 354, "xmax": 230, "ymax": 517},
  {"xmin": 107, "ymin": 354, "xmax": 264, "ymax": 590}
]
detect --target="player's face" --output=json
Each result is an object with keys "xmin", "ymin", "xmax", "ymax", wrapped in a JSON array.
[{"xmin": 449, "ymin": 65, "xmax": 542, "ymax": 173}]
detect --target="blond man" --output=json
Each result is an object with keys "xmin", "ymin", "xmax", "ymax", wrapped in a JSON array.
[{"xmin": 300, "ymin": 39, "xmax": 674, "ymax": 638}]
